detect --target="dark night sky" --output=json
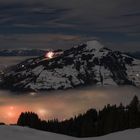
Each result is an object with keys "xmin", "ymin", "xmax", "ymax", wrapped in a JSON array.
[{"xmin": 0, "ymin": 0, "xmax": 140, "ymax": 51}]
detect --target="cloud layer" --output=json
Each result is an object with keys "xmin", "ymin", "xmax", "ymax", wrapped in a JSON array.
[{"xmin": 0, "ymin": 0, "xmax": 139, "ymax": 51}]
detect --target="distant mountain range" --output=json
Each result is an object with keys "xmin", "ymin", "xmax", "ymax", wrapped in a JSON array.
[
  {"xmin": 0, "ymin": 49, "xmax": 46, "ymax": 56},
  {"xmin": 126, "ymin": 52, "xmax": 140, "ymax": 59},
  {"xmin": 0, "ymin": 49, "xmax": 139, "ymax": 59},
  {"xmin": 0, "ymin": 40, "xmax": 140, "ymax": 91}
]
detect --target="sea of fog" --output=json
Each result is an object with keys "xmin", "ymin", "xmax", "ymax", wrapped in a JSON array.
[{"xmin": 0, "ymin": 56, "xmax": 140, "ymax": 124}]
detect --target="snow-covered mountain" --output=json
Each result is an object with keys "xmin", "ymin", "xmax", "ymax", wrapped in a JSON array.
[
  {"xmin": 0, "ymin": 125, "xmax": 140, "ymax": 140},
  {"xmin": 1, "ymin": 40, "xmax": 140, "ymax": 91}
]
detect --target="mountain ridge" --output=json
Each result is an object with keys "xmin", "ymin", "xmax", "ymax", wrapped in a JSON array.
[{"xmin": 0, "ymin": 40, "xmax": 140, "ymax": 92}]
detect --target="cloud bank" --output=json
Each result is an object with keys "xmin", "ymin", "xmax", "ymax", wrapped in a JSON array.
[{"xmin": 0, "ymin": 0, "xmax": 139, "ymax": 51}]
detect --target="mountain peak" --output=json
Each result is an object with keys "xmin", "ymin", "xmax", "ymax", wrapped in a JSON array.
[
  {"xmin": 1, "ymin": 40, "xmax": 140, "ymax": 92},
  {"xmin": 86, "ymin": 40, "xmax": 103, "ymax": 51}
]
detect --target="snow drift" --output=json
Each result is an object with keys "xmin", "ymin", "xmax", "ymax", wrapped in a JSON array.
[{"xmin": 0, "ymin": 125, "xmax": 139, "ymax": 140}]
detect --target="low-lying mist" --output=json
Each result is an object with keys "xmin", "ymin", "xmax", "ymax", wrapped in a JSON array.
[{"xmin": 0, "ymin": 86, "xmax": 139, "ymax": 124}]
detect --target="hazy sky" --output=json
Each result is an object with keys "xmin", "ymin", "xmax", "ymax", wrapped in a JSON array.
[{"xmin": 0, "ymin": 0, "xmax": 140, "ymax": 51}]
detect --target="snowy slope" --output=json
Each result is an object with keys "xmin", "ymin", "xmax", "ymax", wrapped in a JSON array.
[
  {"xmin": 0, "ymin": 125, "xmax": 140, "ymax": 140},
  {"xmin": 1, "ymin": 40, "xmax": 140, "ymax": 91}
]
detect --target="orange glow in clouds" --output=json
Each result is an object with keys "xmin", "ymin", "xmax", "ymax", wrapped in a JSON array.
[
  {"xmin": 0, "ymin": 105, "xmax": 27, "ymax": 124},
  {"xmin": 0, "ymin": 104, "xmax": 49, "ymax": 124}
]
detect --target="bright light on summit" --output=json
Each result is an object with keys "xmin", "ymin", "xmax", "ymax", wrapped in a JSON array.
[{"xmin": 45, "ymin": 51, "xmax": 54, "ymax": 59}]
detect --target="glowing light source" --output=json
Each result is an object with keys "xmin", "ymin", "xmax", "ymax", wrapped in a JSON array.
[
  {"xmin": 7, "ymin": 112, "xmax": 14, "ymax": 117},
  {"xmin": 30, "ymin": 92, "xmax": 37, "ymax": 96},
  {"xmin": 45, "ymin": 51, "xmax": 54, "ymax": 59},
  {"xmin": 38, "ymin": 109, "xmax": 49, "ymax": 117},
  {"xmin": 10, "ymin": 106, "xmax": 14, "ymax": 110},
  {"xmin": 136, "ymin": 73, "xmax": 140, "ymax": 77}
]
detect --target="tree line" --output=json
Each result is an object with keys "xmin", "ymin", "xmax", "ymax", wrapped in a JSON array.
[{"xmin": 17, "ymin": 96, "xmax": 140, "ymax": 137}]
